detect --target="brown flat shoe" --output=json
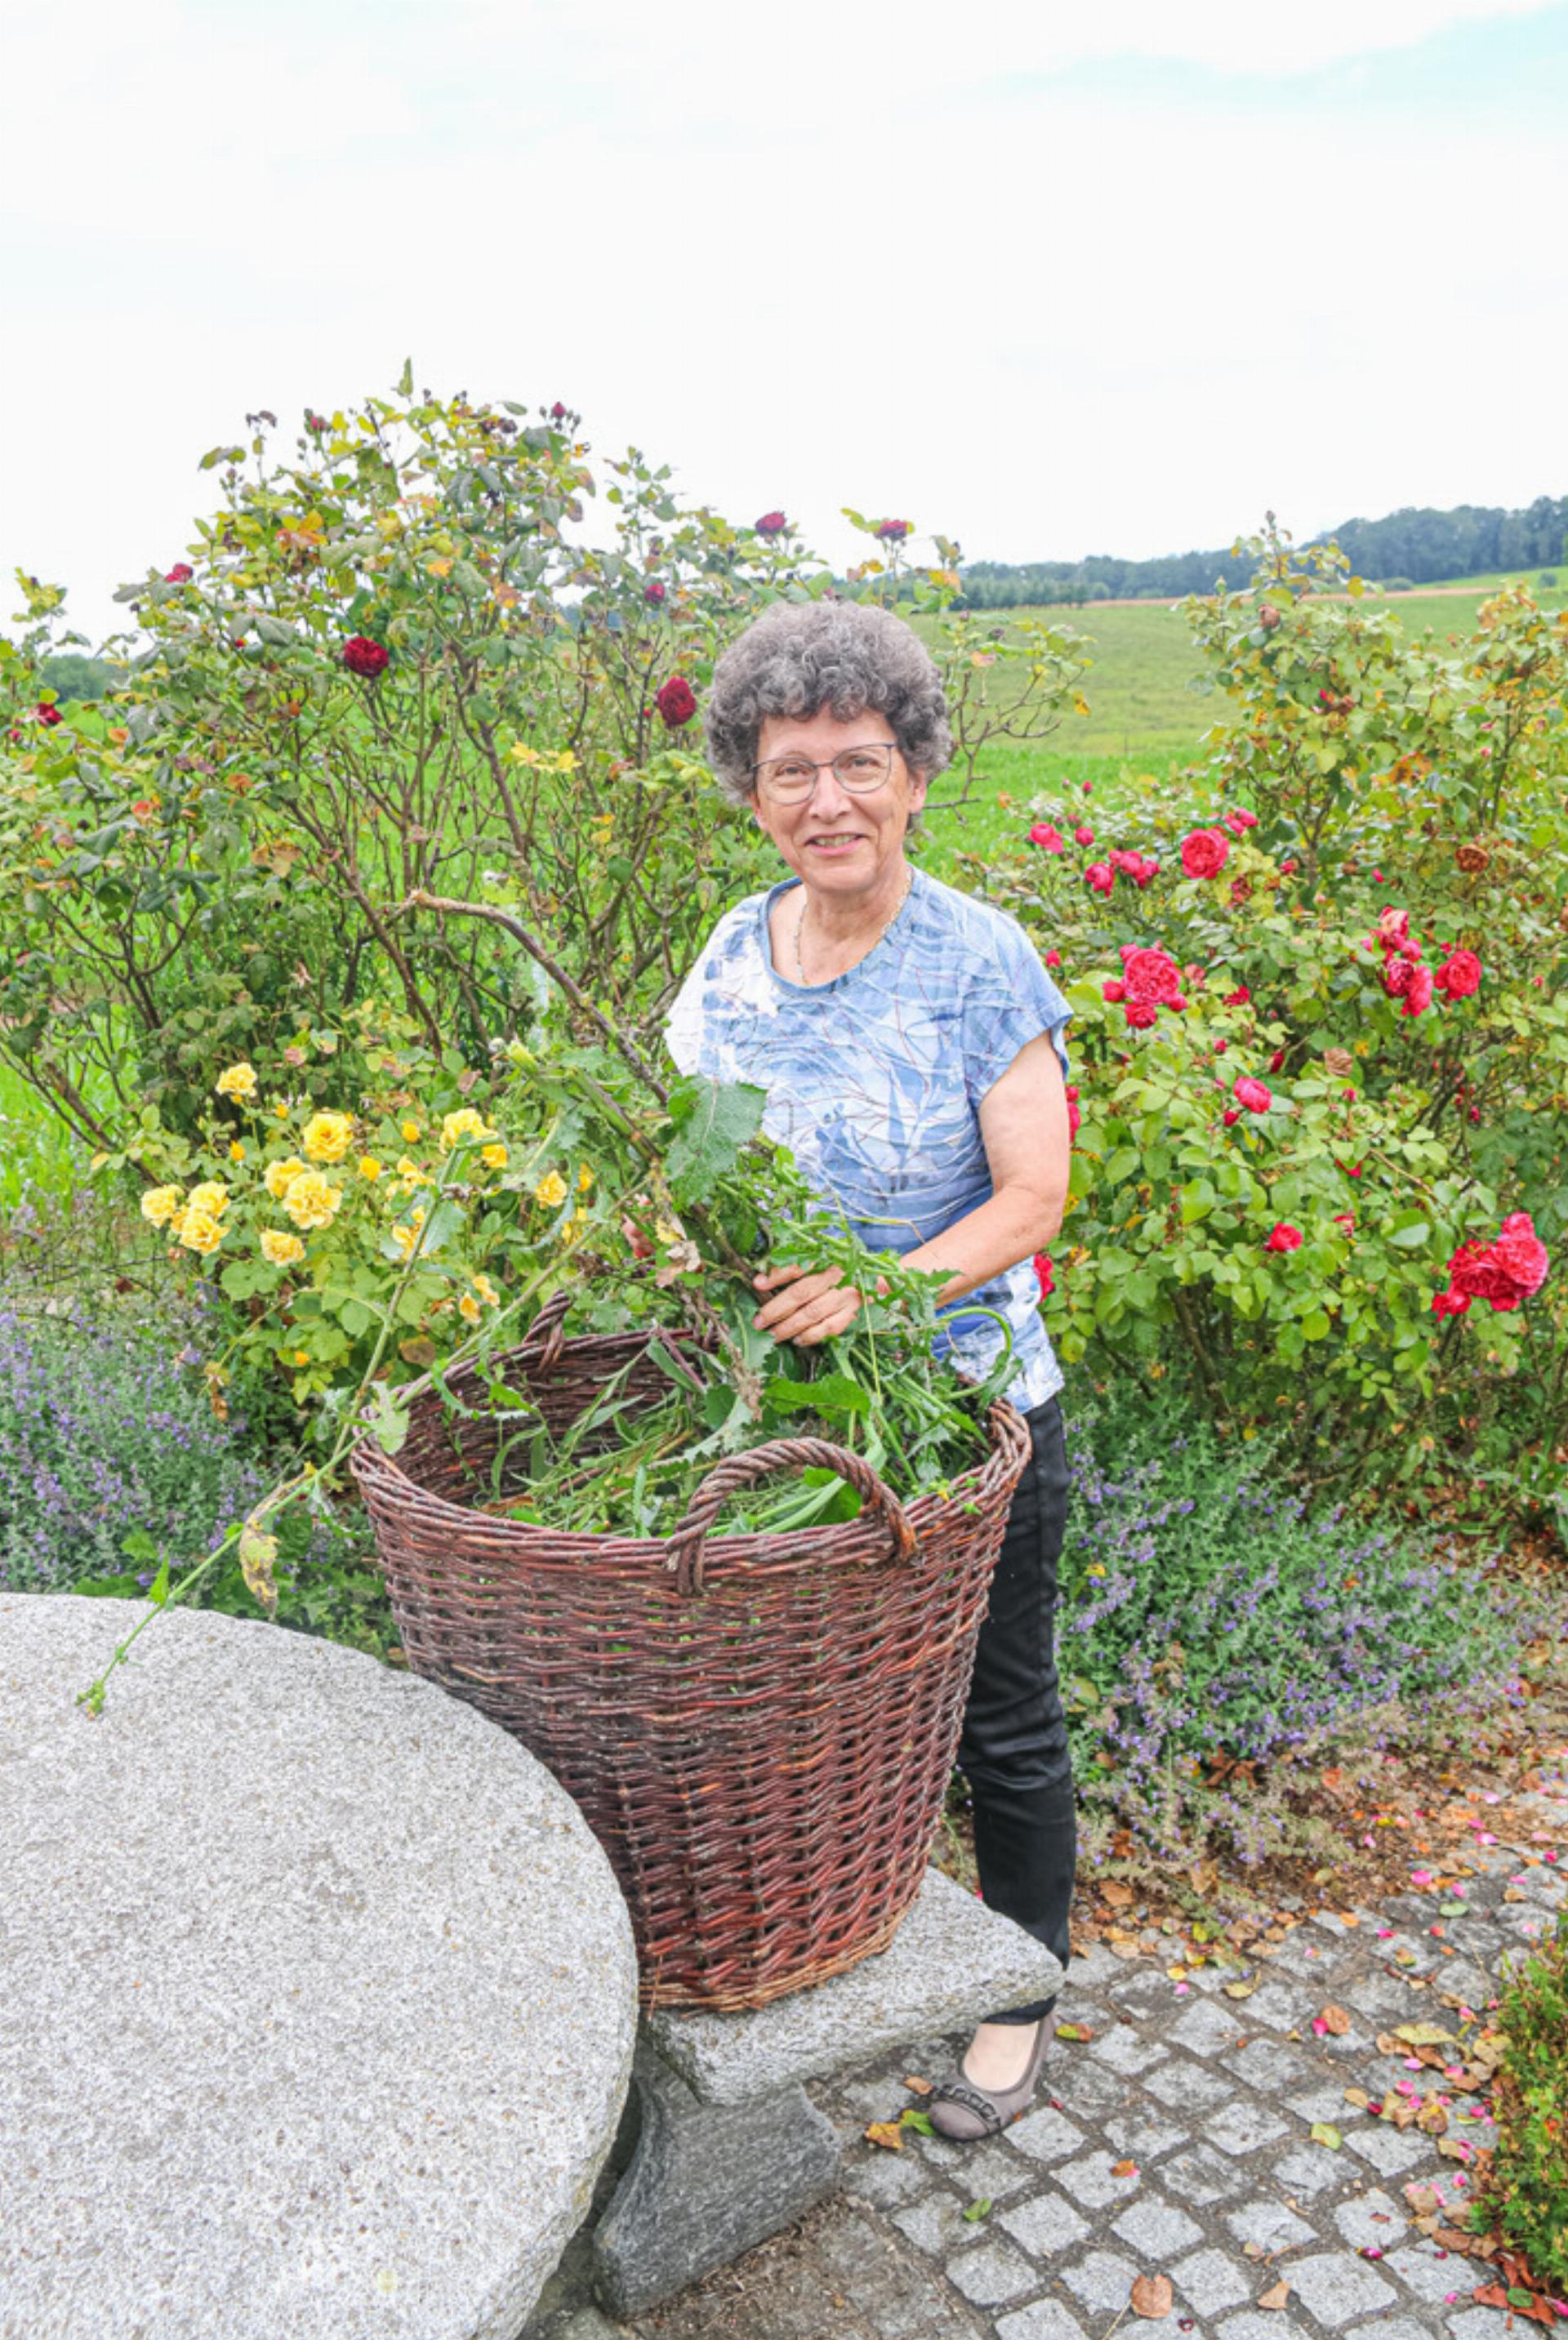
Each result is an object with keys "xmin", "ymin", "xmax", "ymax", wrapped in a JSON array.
[{"xmin": 927, "ymin": 2018, "xmax": 1050, "ymax": 2142}]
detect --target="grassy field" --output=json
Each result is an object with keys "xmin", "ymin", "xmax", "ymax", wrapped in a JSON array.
[
  {"xmin": 1405, "ymin": 568, "xmax": 1565, "ymax": 600},
  {"xmin": 0, "ymin": 1063, "xmax": 96, "ymax": 1211}
]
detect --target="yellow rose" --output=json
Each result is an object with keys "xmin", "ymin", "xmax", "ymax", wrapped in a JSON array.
[
  {"xmin": 140, "ymin": 1185, "xmax": 183, "ymax": 1227},
  {"xmin": 480, "ymin": 1143, "xmax": 508, "ymax": 1170},
  {"xmin": 395, "ymin": 1156, "xmax": 430, "ymax": 1190},
  {"xmin": 292, "ymin": 1348, "xmax": 311, "ymax": 1366},
  {"xmin": 534, "ymin": 1170, "xmax": 568, "ymax": 1209},
  {"xmin": 229, "ymin": 1142, "xmax": 246, "ymax": 1163},
  {"xmin": 264, "ymin": 1155, "xmax": 309, "ymax": 1201},
  {"xmin": 261, "ymin": 1228, "xmax": 306, "ymax": 1267},
  {"xmin": 441, "ymin": 1106, "xmax": 491, "ymax": 1152},
  {"xmin": 176, "ymin": 1207, "xmax": 225, "ymax": 1256},
  {"xmin": 559, "ymin": 1202, "xmax": 590, "ymax": 1247},
  {"xmin": 215, "ymin": 1062, "xmax": 258, "ymax": 1101},
  {"xmin": 577, "ymin": 1163, "xmax": 595, "ymax": 1192},
  {"xmin": 303, "ymin": 1111, "xmax": 354, "ymax": 1164},
  {"xmin": 391, "ymin": 1205, "xmax": 427, "ymax": 1258},
  {"xmin": 186, "ymin": 1180, "xmax": 229, "ymax": 1219},
  {"xmin": 472, "ymin": 1273, "xmax": 500, "ymax": 1308},
  {"xmin": 400, "ymin": 1119, "xmax": 421, "ymax": 1142},
  {"xmin": 358, "ymin": 1156, "xmax": 383, "ymax": 1182},
  {"xmin": 273, "ymin": 1099, "xmax": 290, "ymax": 1120},
  {"xmin": 458, "ymin": 1291, "xmax": 482, "ymax": 1325},
  {"xmin": 282, "ymin": 1170, "xmax": 341, "ymax": 1231}
]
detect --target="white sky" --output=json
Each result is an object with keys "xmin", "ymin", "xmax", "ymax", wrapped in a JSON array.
[{"xmin": 3, "ymin": 0, "xmax": 1566, "ymax": 643}]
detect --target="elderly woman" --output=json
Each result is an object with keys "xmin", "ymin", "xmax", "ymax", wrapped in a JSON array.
[{"xmin": 665, "ymin": 599, "xmax": 1075, "ymax": 2141}]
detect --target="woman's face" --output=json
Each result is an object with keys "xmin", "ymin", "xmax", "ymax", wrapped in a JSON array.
[{"xmin": 750, "ymin": 707, "xmax": 926, "ymax": 899}]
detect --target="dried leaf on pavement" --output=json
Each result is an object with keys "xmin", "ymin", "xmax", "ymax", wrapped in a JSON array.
[{"xmin": 1130, "ymin": 2272, "xmax": 1174, "ymax": 2319}]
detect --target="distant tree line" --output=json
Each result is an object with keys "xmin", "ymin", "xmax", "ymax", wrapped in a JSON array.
[{"xmin": 959, "ymin": 493, "xmax": 1568, "ymax": 608}]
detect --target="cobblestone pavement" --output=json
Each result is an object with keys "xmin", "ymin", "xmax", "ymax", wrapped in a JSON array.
[{"xmin": 541, "ymin": 1782, "xmax": 1566, "ymax": 2340}]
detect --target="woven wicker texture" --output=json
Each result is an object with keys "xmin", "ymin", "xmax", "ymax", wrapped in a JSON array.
[{"xmin": 351, "ymin": 1307, "xmax": 1030, "ymax": 2009}]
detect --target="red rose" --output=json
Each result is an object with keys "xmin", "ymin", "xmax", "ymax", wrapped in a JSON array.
[
  {"xmin": 1267, "ymin": 1047, "xmax": 1285, "ymax": 1073},
  {"xmin": 1029, "ymin": 823, "xmax": 1067, "ymax": 852},
  {"xmin": 1232, "ymin": 1075, "xmax": 1272, "ymax": 1113},
  {"xmin": 1436, "ymin": 948, "xmax": 1481, "ymax": 999},
  {"xmin": 1180, "ymin": 827, "xmax": 1230, "ymax": 880},
  {"xmin": 1073, "ymin": 824, "xmax": 1094, "ymax": 846},
  {"xmin": 1045, "ymin": 949, "xmax": 1062, "ymax": 969},
  {"xmin": 1122, "ymin": 947, "xmax": 1182, "ymax": 1005},
  {"xmin": 1378, "ymin": 907, "xmax": 1410, "ymax": 948},
  {"xmin": 1223, "ymin": 1108, "xmax": 1240, "ymax": 1125},
  {"xmin": 1494, "ymin": 1211, "xmax": 1549, "ymax": 1296},
  {"xmin": 1065, "ymin": 1084, "xmax": 1081, "ymax": 1139},
  {"xmin": 1123, "ymin": 998, "xmax": 1159, "ymax": 1029},
  {"xmin": 755, "ymin": 510, "xmax": 787, "ymax": 537},
  {"xmin": 35, "ymin": 702, "xmax": 63, "ymax": 727},
  {"xmin": 1399, "ymin": 965, "xmax": 1434, "ymax": 1018},
  {"xmin": 875, "ymin": 519, "xmax": 911, "ymax": 542},
  {"xmin": 1033, "ymin": 1252, "xmax": 1055, "ymax": 1299},
  {"xmin": 1132, "ymin": 856, "xmax": 1159, "ymax": 888},
  {"xmin": 550, "ymin": 400, "xmax": 568, "ymax": 421},
  {"xmin": 163, "ymin": 562, "xmax": 194, "ymax": 583},
  {"xmin": 1169, "ymin": 992, "xmax": 1188, "ymax": 1012},
  {"xmin": 1383, "ymin": 956, "xmax": 1415, "ymax": 998},
  {"xmin": 342, "ymin": 635, "xmax": 390, "ymax": 679},
  {"xmin": 1102, "ymin": 979, "xmax": 1126, "ymax": 1002},
  {"xmin": 1223, "ymin": 985, "xmax": 1250, "ymax": 1007},
  {"xmin": 1083, "ymin": 778, "xmax": 1093, "ymax": 794},
  {"xmin": 644, "ymin": 580, "xmax": 666, "ymax": 605},
  {"xmin": 1213, "ymin": 1039, "xmax": 1227, "ymax": 1054},
  {"xmin": 1265, "ymin": 1223, "xmax": 1303, "ymax": 1252},
  {"xmin": 1279, "ymin": 858, "xmax": 1298, "ymax": 875},
  {"xmin": 1432, "ymin": 1288, "xmax": 1470, "ymax": 1317},
  {"xmin": 305, "ymin": 411, "xmax": 327, "ymax": 433},
  {"xmin": 656, "ymin": 675, "xmax": 697, "ymax": 729},
  {"xmin": 1084, "ymin": 862, "xmax": 1115, "ymax": 896},
  {"xmin": 1224, "ymin": 807, "xmax": 1259, "ymax": 836}
]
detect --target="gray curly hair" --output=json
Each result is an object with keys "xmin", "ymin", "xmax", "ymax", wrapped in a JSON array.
[{"xmin": 702, "ymin": 599, "xmax": 952, "ymax": 807}]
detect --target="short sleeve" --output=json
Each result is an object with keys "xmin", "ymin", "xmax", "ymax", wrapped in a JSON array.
[
  {"xmin": 961, "ymin": 912, "xmax": 1071, "ymax": 1108},
  {"xmin": 662, "ymin": 899, "xmax": 758, "ymax": 1079}
]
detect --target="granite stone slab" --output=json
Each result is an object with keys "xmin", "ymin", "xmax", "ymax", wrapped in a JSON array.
[
  {"xmin": 0, "ymin": 1594, "xmax": 638, "ymax": 2340},
  {"xmin": 644, "ymin": 1865, "xmax": 1061, "ymax": 2106}
]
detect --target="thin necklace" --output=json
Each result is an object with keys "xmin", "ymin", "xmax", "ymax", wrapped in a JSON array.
[{"xmin": 794, "ymin": 865, "xmax": 913, "ymax": 987}]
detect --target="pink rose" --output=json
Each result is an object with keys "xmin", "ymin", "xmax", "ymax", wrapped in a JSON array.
[
  {"xmin": 1266, "ymin": 1223, "xmax": 1303, "ymax": 1252},
  {"xmin": 163, "ymin": 562, "xmax": 194, "ymax": 583},
  {"xmin": 1224, "ymin": 807, "xmax": 1259, "ymax": 836},
  {"xmin": 1232, "ymin": 1075, "xmax": 1272, "ymax": 1113},
  {"xmin": 1073, "ymin": 824, "xmax": 1094, "ymax": 846},
  {"xmin": 1379, "ymin": 907, "xmax": 1410, "ymax": 947},
  {"xmin": 1122, "ymin": 947, "xmax": 1183, "ymax": 1005},
  {"xmin": 755, "ymin": 510, "xmax": 787, "ymax": 536},
  {"xmin": 1029, "ymin": 823, "xmax": 1067, "ymax": 853},
  {"xmin": 1033, "ymin": 1252, "xmax": 1055, "ymax": 1299},
  {"xmin": 1180, "ymin": 827, "xmax": 1231, "ymax": 880},
  {"xmin": 1123, "ymin": 998, "xmax": 1159, "ymax": 1029},
  {"xmin": 1084, "ymin": 862, "xmax": 1115, "ymax": 896},
  {"xmin": 1436, "ymin": 949, "xmax": 1481, "ymax": 1000}
]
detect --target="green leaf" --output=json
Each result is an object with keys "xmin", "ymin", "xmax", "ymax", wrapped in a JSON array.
[
  {"xmin": 1388, "ymin": 1217, "xmax": 1431, "ymax": 1250},
  {"xmin": 664, "ymin": 1076, "xmax": 767, "ymax": 1201},
  {"xmin": 764, "ymin": 1372, "xmax": 869, "ymax": 1416},
  {"xmin": 1310, "ymin": 2121, "xmax": 1343, "ymax": 2150},
  {"xmin": 366, "ymin": 1383, "xmax": 411, "ymax": 1456},
  {"xmin": 148, "ymin": 1559, "xmax": 171, "ymax": 1607},
  {"xmin": 899, "ymin": 2108, "xmax": 934, "ymax": 2135},
  {"xmin": 962, "ymin": 2197, "xmax": 992, "ymax": 2222},
  {"xmin": 120, "ymin": 1529, "xmax": 158, "ymax": 1567},
  {"xmin": 1300, "ymin": 1309, "xmax": 1332, "ymax": 1341}
]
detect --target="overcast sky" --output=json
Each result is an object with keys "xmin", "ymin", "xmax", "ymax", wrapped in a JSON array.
[{"xmin": 4, "ymin": 0, "xmax": 1566, "ymax": 644}]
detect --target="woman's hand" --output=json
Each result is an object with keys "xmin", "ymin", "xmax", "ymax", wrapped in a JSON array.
[{"xmin": 752, "ymin": 1262, "xmax": 883, "ymax": 1347}]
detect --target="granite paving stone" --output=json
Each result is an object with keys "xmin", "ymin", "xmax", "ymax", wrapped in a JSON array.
[
  {"xmin": 1087, "ymin": 2021, "xmax": 1170, "ymax": 2078},
  {"xmin": 1057, "ymin": 2248, "xmax": 1145, "ymax": 2315},
  {"xmin": 996, "ymin": 2191, "xmax": 1093, "ymax": 2258},
  {"xmin": 944, "ymin": 2240, "xmax": 1036, "ymax": 2308},
  {"xmin": 1227, "ymin": 2039, "xmax": 1312, "ymax": 2093},
  {"xmin": 995, "ymin": 2302, "xmax": 1093, "ymax": 2340},
  {"xmin": 1165, "ymin": 1998, "xmax": 1248, "ymax": 2060},
  {"xmin": 1143, "ymin": 2056, "xmax": 1238, "ymax": 2113},
  {"xmin": 1215, "ymin": 2318, "xmax": 1314, "ymax": 2340},
  {"xmin": 1223, "ymin": 2199, "xmax": 1318, "ymax": 2252},
  {"xmin": 1287, "ymin": 2082, "xmax": 1363, "ymax": 2126},
  {"xmin": 1107, "ymin": 2195, "xmax": 1205, "ymax": 2258},
  {"xmin": 1343, "ymin": 2122, "xmax": 1436, "ymax": 2177},
  {"xmin": 1042, "ymin": 2060, "xmax": 1133, "ymax": 2120},
  {"xmin": 1170, "ymin": 2245, "xmax": 1254, "ymax": 2317},
  {"xmin": 1343, "ymin": 2322, "xmax": 1438, "ymax": 2340},
  {"xmin": 1446, "ymin": 2310, "xmax": 1518, "ymax": 2338},
  {"xmin": 1202, "ymin": 2095, "xmax": 1291, "ymax": 2157},
  {"xmin": 1267, "ymin": 2142, "xmax": 1355, "ymax": 2200},
  {"xmin": 1053, "ymin": 2149, "xmax": 1144, "ymax": 2210},
  {"xmin": 1101, "ymin": 2108, "xmax": 1191, "ymax": 2162},
  {"xmin": 1160, "ymin": 2141, "xmax": 1251, "ymax": 2206},
  {"xmin": 1384, "ymin": 2244, "xmax": 1470, "ymax": 2302},
  {"xmin": 1004, "ymin": 2105, "xmax": 1086, "ymax": 2165},
  {"xmin": 1331, "ymin": 2185, "xmax": 1408, "ymax": 2249},
  {"xmin": 1279, "ymin": 2249, "xmax": 1398, "ymax": 2325},
  {"xmin": 891, "ymin": 2193, "xmax": 987, "ymax": 2257},
  {"xmin": 842, "ymin": 2150, "xmax": 933, "ymax": 2210}
]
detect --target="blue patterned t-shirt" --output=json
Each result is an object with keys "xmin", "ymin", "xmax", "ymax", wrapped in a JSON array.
[{"xmin": 665, "ymin": 865, "xmax": 1071, "ymax": 1412}]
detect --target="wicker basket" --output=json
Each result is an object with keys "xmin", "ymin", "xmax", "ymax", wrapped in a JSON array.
[{"xmin": 351, "ymin": 1299, "xmax": 1030, "ymax": 2009}]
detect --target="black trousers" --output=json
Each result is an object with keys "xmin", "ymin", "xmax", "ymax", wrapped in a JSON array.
[{"xmin": 956, "ymin": 1394, "xmax": 1076, "ymax": 2025}]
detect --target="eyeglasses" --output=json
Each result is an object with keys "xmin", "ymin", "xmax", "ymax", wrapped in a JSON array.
[{"xmin": 751, "ymin": 742, "xmax": 898, "ymax": 803}]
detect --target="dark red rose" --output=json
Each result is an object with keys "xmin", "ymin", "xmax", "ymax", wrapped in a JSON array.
[
  {"xmin": 1180, "ymin": 827, "xmax": 1230, "ymax": 880},
  {"xmin": 755, "ymin": 511, "xmax": 787, "ymax": 537},
  {"xmin": 1446, "ymin": 1240, "xmax": 1517, "ymax": 1308},
  {"xmin": 656, "ymin": 675, "xmax": 697, "ymax": 729},
  {"xmin": 1435, "ymin": 948, "xmax": 1481, "ymax": 999},
  {"xmin": 1266, "ymin": 1223, "xmax": 1303, "ymax": 1252},
  {"xmin": 163, "ymin": 563, "xmax": 194, "ymax": 584},
  {"xmin": 1494, "ymin": 1211, "xmax": 1549, "ymax": 1296},
  {"xmin": 1123, "ymin": 997, "xmax": 1159, "ymax": 1029},
  {"xmin": 35, "ymin": 702, "xmax": 63, "ymax": 727},
  {"xmin": 1224, "ymin": 985, "xmax": 1250, "ymax": 1007},
  {"xmin": 875, "ymin": 519, "xmax": 911, "ymax": 542},
  {"xmin": 342, "ymin": 635, "xmax": 390, "ymax": 680},
  {"xmin": 1267, "ymin": 1047, "xmax": 1286, "ymax": 1073},
  {"xmin": 1122, "ymin": 947, "xmax": 1183, "ymax": 1005},
  {"xmin": 644, "ymin": 580, "xmax": 667, "ymax": 605},
  {"xmin": 550, "ymin": 401, "xmax": 568, "ymax": 421}
]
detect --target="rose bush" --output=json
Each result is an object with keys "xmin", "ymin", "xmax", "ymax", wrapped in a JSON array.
[{"xmin": 964, "ymin": 528, "xmax": 1568, "ymax": 1521}]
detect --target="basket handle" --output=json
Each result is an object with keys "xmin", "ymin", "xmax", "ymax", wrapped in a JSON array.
[
  {"xmin": 517, "ymin": 1288, "xmax": 572, "ymax": 1374},
  {"xmin": 664, "ymin": 1437, "xmax": 918, "ymax": 1597}
]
